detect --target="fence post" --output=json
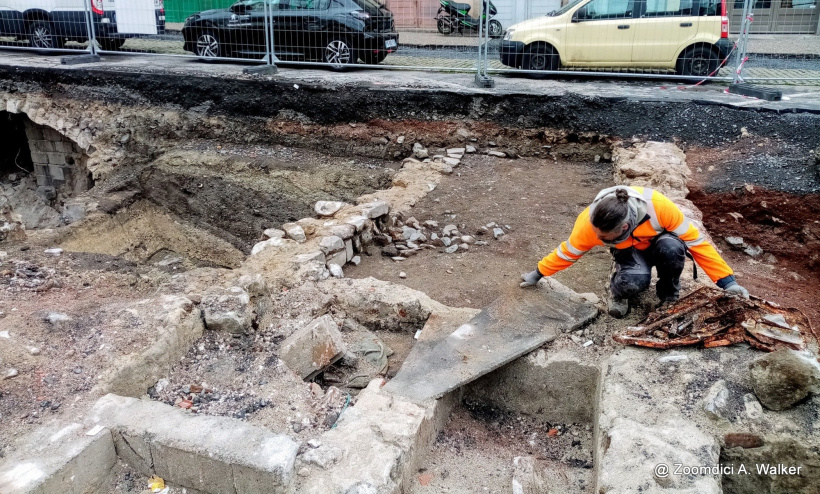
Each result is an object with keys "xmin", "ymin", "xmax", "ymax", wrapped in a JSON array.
[
  {"xmin": 475, "ymin": 0, "xmax": 494, "ymax": 88},
  {"xmin": 732, "ymin": 0, "xmax": 756, "ymax": 84},
  {"xmin": 61, "ymin": 0, "xmax": 101, "ymax": 65},
  {"xmin": 244, "ymin": 0, "xmax": 278, "ymax": 75}
]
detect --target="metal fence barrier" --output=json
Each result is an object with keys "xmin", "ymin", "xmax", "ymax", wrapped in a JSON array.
[{"xmin": 0, "ymin": 0, "xmax": 816, "ymax": 85}]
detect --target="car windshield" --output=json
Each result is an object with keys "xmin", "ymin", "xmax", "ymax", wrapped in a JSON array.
[{"xmin": 549, "ymin": 0, "xmax": 587, "ymax": 15}]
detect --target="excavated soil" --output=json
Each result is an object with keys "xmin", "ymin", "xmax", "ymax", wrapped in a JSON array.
[
  {"xmin": 346, "ymin": 153, "xmax": 616, "ymax": 309},
  {"xmin": 690, "ymin": 187, "xmax": 820, "ymax": 330}
]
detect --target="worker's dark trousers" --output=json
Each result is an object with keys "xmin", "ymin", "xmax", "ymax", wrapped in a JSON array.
[{"xmin": 610, "ymin": 233, "xmax": 686, "ymax": 302}]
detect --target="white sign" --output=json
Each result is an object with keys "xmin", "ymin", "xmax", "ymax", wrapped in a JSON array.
[{"xmin": 112, "ymin": 0, "xmax": 158, "ymax": 35}]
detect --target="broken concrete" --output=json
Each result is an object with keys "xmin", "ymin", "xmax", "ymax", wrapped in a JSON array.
[
  {"xmin": 280, "ymin": 314, "xmax": 347, "ymax": 380},
  {"xmin": 384, "ymin": 279, "xmax": 598, "ymax": 402},
  {"xmin": 295, "ymin": 379, "xmax": 456, "ymax": 494},
  {"xmin": 95, "ymin": 295, "xmax": 204, "ymax": 398}
]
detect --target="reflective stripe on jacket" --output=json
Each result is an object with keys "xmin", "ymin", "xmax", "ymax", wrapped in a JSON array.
[{"xmin": 537, "ymin": 186, "xmax": 734, "ymax": 283}]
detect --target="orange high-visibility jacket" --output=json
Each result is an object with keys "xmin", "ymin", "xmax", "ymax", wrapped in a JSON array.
[{"xmin": 537, "ymin": 186, "xmax": 734, "ymax": 284}]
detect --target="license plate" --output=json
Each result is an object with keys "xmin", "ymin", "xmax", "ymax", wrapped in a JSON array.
[{"xmin": 385, "ymin": 39, "xmax": 397, "ymax": 49}]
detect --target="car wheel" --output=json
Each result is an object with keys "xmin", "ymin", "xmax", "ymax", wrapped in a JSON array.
[
  {"xmin": 324, "ymin": 38, "xmax": 355, "ymax": 69},
  {"xmin": 360, "ymin": 51, "xmax": 388, "ymax": 65},
  {"xmin": 677, "ymin": 46, "xmax": 719, "ymax": 77},
  {"xmin": 437, "ymin": 18, "xmax": 453, "ymax": 35},
  {"xmin": 28, "ymin": 21, "xmax": 63, "ymax": 50},
  {"xmin": 523, "ymin": 43, "xmax": 560, "ymax": 72},
  {"xmin": 488, "ymin": 20, "xmax": 502, "ymax": 38},
  {"xmin": 98, "ymin": 37, "xmax": 126, "ymax": 51},
  {"xmin": 196, "ymin": 31, "xmax": 221, "ymax": 59}
]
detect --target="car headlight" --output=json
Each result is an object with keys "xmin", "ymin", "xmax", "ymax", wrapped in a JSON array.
[{"xmin": 503, "ymin": 28, "xmax": 515, "ymax": 41}]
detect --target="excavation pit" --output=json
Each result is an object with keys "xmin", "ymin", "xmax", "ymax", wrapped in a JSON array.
[{"xmin": 1, "ymin": 64, "xmax": 820, "ymax": 494}]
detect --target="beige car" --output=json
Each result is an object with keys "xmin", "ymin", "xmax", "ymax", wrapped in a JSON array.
[{"xmin": 500, "ymin": 0, "xmax": 733, "ymax": 76}]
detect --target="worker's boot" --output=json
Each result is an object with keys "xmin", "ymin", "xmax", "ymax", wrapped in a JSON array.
[{"xmin": 607, "ymin": 296, "xmax": 629, "ymax": 318}]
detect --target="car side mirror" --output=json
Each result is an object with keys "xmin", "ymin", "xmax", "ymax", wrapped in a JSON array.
[
  {"xmin": 230, "ymin": 3, "xmax": 248, "ymax": 13},
  {"xmin": 572, "ymin": 9, "xmax": 586, "ymax": 21}
]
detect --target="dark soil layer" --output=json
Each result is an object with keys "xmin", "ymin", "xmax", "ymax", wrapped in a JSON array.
[{"xmin": 690, "ymin": 186, "xmax": 820, "ymax": 330}]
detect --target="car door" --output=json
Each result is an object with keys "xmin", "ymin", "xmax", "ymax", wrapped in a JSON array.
[
  {"xmin": 225, "ymin": 0, "xmax": 268, "ymax": 55},
  {"xmin": 563, "ymin": 0, "xmax": 637, "ymax": 65},
  {"xmin": 631, "ymin": 0, "xmax": 699, "ymax": 64},
  {"xmin": 271, "ymin": 0, "xmax": 305, "ymax": 56}
]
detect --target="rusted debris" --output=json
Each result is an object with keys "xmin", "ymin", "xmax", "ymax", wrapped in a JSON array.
[{"xmin": 613, "ymin": 287, "xmax": 813, "ymax": 352}]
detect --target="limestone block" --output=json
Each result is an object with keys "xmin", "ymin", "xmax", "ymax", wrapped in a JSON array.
[
  {"xmin": 361, "ymin": 200, "xmax": 389, "ymax": 219},
  {"xmin": 280, "ymin": 315, "xmax": 346, "ymax": 380},
  {"xmin": 315, "ymin": 201, "xmax": 346, "ymax": 217},
  {"xmin": 750, "ymin": 349, "xmax": 820, "ymax": 411},
  {"xmin": 319, "ymin": 235, "xmax": 345, "ymax": 255},
  {"xmin": 202, "ymin": 286, "xmax": 251, "ymax": 333},
  {"xmin": 283, "ymin": 223, "xmax": 307, "ymax": 243}
]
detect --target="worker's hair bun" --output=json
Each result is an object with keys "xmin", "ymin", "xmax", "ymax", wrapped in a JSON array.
[{"xmin": 615, "ymin": 188, "xmax": 630, "ymax": 203}]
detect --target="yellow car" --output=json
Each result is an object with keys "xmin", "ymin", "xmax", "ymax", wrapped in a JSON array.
[{"xmin": 500, "ymin": 0, "xmax": 733, "ymax": 76}]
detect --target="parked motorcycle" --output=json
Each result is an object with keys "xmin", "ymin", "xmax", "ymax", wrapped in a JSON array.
[{"xmin": 436, "ymin": 0, "xmax": 502, "ymax": 38}]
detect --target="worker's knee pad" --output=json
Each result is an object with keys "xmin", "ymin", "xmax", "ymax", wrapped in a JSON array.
[
  {"xmin": 652, "ymin": 234, "xmax": 686, "ymax": 276},
  {"xmin": 611, "ymin": 271, "xmax": 651, "ymax": 299}
]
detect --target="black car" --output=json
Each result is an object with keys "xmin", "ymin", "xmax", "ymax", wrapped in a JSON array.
[{"xmin": 182, "ymin": 0, "xmax": 398, "ymax": 66}]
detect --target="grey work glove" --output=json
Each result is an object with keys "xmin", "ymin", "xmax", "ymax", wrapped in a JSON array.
[
  {"xmin": 520, "ymin": 270, "xmax": 543, "ymax": 288},
  {"xmin": 724, "ymin": 282, "xmax": 749, "ymax": 299}
]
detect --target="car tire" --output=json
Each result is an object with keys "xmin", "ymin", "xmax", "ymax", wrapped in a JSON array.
[
  {"xmin": 522, "ymin": 43, "xmax": 560, "ymax": 72},
  {"xmin": 195, "ymin": 30, "xmax": 222, "ymax": 59},
  {"xmin": 437, "ymin": 18, "xmax": 453, "ymax": 35},
  {"xmin": 677, "ymin": 46, "xmax": 719, "ymax": 77},
  {"xmin": 360, "ymin": 51, "xmax": 388, "ymax": 65},
  {"xmin": 98, "ymin": 37, "xmax": 126, "ymax": 51},
  {"xmin": 324, "ymin": 38, "xmax": 355, "ymax": 69},
  {"xmin": 488, "ymin": 20, "xmax": 502, "ymax": 38},
  {"xmin": 28, "ymin": 21, "xmax": 64, "ymax": 50}
]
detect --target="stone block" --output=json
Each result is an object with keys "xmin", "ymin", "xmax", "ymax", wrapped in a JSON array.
[
  {"xmin": 344, "ymin": 239, "xmax": 354, "ymax": 262},
  {"xmin": 46, "ymin": 152, "xmax": 65, "ymax": 165},
  {"xmin": 88, "ymin": 394, "xmax": 299, "ymax": 494},
  {"xmin": 0, "ymin": 424, "xmax": 116, "ymax": 494},
  {"xmin": 31, "ymin": 139, "xmax": 53, "ymax": 152},
  {"xmin": 326, "ymin": 250, "xmax": 347, "ymax": 267},
  {"xmin": 29, "ymin": 151, "xmax": 48, "ymax": 164},
  {"xmin": 283, "ymin": 223, "xmax": 307, "ymax": 243},
  {"xmin": 202, "ymin": 286, "xmax": 251, "ymax": 334},
  {"xmin": 280, "ymin": 314, "xmax": 346, "ymax": 380},
  {"xmin": 43, "ymin": 127, "xmax": 63, "ymax": 142},
  {"xmin": 328, "ymin": 224, "xmax": 355, "ymax": 240},
  {"xmin": 361, "ymin": 200, "xmax": 389, "ymax": 219},
  {"xmin": 48, "ymin": 165, "xmax": 65, "ymax": 181},
  {"xmin": 319, "ymin": 235, "xmax": 344, "ymax": 255}
]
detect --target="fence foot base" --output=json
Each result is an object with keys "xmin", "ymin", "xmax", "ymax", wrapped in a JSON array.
[
  {"xmin": 244, "ymin": 65, "xmax": 278, "ymax": 75},
  {"xmin": 475, "ymin": 74, "xmax": 495, "ymax": 88},
  {"xmin": 60, "ymin": 54, "xmax": 101, "ymax": 65},
  {"xmin": 727, "ymin": 83, "xmax": 782, "ymax": 101}
]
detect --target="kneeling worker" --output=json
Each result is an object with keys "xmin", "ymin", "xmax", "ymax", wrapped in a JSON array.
[{"xmin": 520, "ymin": 186, "xmax": 748, "ymax": 317}]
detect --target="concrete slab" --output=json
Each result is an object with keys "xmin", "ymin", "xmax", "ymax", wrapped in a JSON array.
[
  {"xmin": 87, "ymin": 394, "xmax": 299, "ymax": 494},
  {"xmin": 383, "ymin": 281, "xmax": 598, "ymax": 402},
  {"xmin": 0, "ymin": 424, "xmax": 116, "ymax": 494}
]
